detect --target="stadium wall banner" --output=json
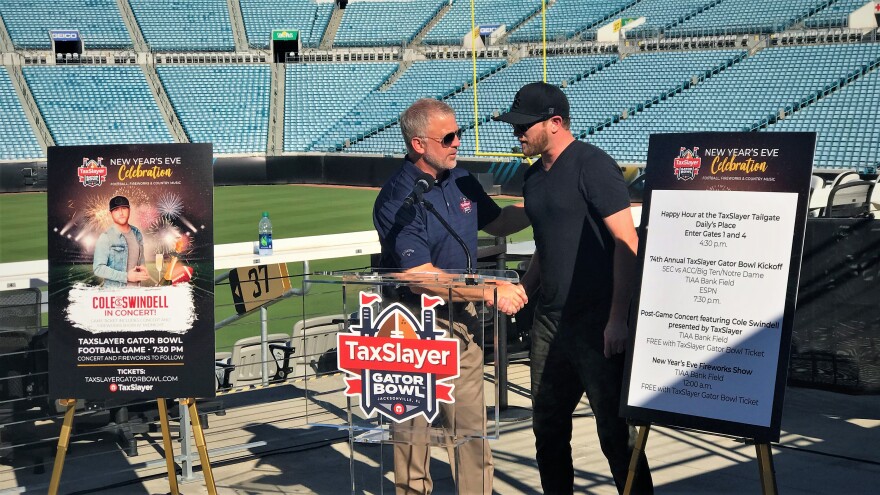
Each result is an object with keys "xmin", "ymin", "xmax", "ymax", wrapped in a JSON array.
[
  {"xmin": 213, "ymin": 155, "xmax": 269, "ymax": 185},
  {"xmin": 621, "ymin": 132, "xmax": 815, "ymax": 442},
  {"xmin": 597, "ymin": 16, "xmax": 646, "ymax": 42},
  {"xmin": 47, "ymin": 143, "xmax": 215, "ymax": 400},
  {"xmin": 272, "ymin": 29, "xmax": 298, "ymax": 41},
  {"xmin": 49, "ymin": 30, "xmax": 80, "ymax": 41},
  {"xmin": 0, "ymin": 161, "xmax": 46, "ymax": 192}
]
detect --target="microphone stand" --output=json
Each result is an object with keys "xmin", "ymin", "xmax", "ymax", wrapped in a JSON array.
[{"xmin": 420, "ymin": 198, "xmax": 477, "ymax": 285}]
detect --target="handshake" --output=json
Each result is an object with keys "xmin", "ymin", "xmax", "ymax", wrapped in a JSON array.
[{"xmin": 488, "ymin": 282, "xmax": 528, "ymax": 316}]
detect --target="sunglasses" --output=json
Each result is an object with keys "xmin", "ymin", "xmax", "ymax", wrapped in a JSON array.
[
  {"xmin": 420, "ymin": 129, "xmax": 463, "ymax": 147},
  {"xmin": 513, "ymin": 116, "xmax": 552, "ymax": 135}
]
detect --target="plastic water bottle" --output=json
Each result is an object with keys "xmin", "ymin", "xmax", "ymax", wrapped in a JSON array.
[{"xmin": 258, "ymin": 212, "xmax": 273, "ymax": 256}]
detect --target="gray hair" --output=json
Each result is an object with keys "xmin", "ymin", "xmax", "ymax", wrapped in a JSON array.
[{"xmin": 399, "ymin": 98, "xmax": 455, "ymax": 154}]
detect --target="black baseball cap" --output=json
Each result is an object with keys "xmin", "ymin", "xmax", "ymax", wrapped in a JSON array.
[
  {"xmin": 109, "ymin": 195, "xmax": 130, "ymax": 211},
  {"xmin": 494, "ymin": 82, "xmax": 569, "ymax": 126}
]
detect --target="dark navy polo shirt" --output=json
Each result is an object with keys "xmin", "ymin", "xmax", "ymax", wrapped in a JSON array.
[{"xmin": 373, "ymin": 159, "xmax": 501, "ymax": 271}]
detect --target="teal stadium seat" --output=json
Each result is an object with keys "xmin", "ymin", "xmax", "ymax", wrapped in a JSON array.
[
  {"xmin": 334, "ymin": 1, "xmax": 445, "ymax": 47},
  {"xmin": 666, "ymin": 0, "xmax": 835, "ymax": 37},
  {"xmin": 0, "ymin": 68, "xmax": 43, "ymax": 159},
  {"xmin": 509, "ymin": 0, "xmax": 634, "ymax": 43},
  {"xmin": 22, "ymin": 66, "xmax": 174, "ymax": 147},
  {"xmin": 129, "ymin": 0, "xmax": 235, "ymax": 51},
  {"xmin": 0, "ymin": 0, "xmax": 132, "ymax": 49},
  {"xmin": 158, "ymin": 64, "xmax": 271, "ymax": 154},
  {"xmin": 239, "ymin": 0, "xmax": 333, "ymax": 49},
  {"xmin": 423, "ymin": 0, "xmax": 541, "ymax": 46}
]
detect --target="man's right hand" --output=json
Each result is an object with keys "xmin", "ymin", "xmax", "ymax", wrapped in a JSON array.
[{"xmin": 128, "ymin": 266, "xmax": 151, "ymax": 282}]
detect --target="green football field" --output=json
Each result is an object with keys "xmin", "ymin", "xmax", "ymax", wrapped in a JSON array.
[{"xmin": 0, "ymin": 184, "xmax": 530, "ymax": 351}]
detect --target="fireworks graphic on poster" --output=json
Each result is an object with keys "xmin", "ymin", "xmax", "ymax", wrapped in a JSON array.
[{"xmin": 53, "ymin": 186, "xmax": 204, "ymax": 286}]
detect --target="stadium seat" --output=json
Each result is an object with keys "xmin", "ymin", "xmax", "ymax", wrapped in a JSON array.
[
  {"xmin": 157, "ymin": 64, "xmax": 271, "ymax": 154},
  {"xmin": 824, "ymin": 180, "xmax": 876, "ymax": 218},
  {"xmin": 289, "ymin": 315, "xmax": 346, "ymax": 379},
  {"xmin": 0, "ymin": 0, "xmax": 132, "ymax": 49},
  {"xmin": 224, "ymin": 334, "xmax": 295, "ymax": 388},
  {"xmin": 129, "ymin": 0, "xmax": 235, "ymax": 51},
  {"xmin": 239, "ymin": 0, "xmax": 333, "ymax": 48},
  {"xmin": 0, "ymin": 67, "xmax": 43, "ymax": 160}
]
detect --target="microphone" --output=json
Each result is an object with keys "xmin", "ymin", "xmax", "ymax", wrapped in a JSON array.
[
  {"xmin": 403, "ymin": 173, "xmax": 434, "ymax": 208},
  {"xmin": 402, "ymin": 172, "xmax": 476, "ymax": 280},
  {"xmin": 421, "ymin": 199, "xmax": 476, "ymax": 280}
]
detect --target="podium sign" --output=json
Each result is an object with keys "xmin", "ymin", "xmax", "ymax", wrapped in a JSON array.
[
  {"xmin": 338, "ymin": 291, "xmax": 460, "ymax": 423},
  {"xmin": 47, "ymin": 143, "xmax": 215, "ymax": 400},
  {"xmin": 621, "ymin": 132, "xmax": 815, "ymax": 442},
  {"xmin": 300, "ymin": 270, "xmax": 516, "ymax": 493}
]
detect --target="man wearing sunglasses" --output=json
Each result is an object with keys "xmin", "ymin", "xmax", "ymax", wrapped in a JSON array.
[
  {"xmin": 373, "ymin": 98, "xmax": 531, "ymax": 494},
  {"xmin": 495, "ymin": 82, "xmax": 653, "ymax": 494}
]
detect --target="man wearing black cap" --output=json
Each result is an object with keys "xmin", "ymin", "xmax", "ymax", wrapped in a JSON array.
[
  {"xmin": 93, "ymin": 195, "xmax": 149, "ymax": 288},
  {"xmin": 495, "ymin": 82, "xmax": 653, "ymax": 494}
]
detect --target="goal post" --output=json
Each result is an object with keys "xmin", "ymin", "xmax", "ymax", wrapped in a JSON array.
[{"xmin": 469, "ymin": 0, "xmax": 548, "ymax": 159}]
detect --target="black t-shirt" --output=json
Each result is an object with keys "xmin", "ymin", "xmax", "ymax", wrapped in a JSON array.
[{"xmin": 523, "ymin": 140, "xmax": 630, "ymax": 322}]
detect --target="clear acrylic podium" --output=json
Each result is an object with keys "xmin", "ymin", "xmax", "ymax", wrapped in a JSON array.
[{"xmin": 298, "ymin": 269, "xmax": 519, "ymax": 494}]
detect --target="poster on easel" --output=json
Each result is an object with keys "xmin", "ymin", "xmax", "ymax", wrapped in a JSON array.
[
  {"xmin": 621, "ymin": 132, "xmax": 815, "ymax": 442},
  {"xmin": 48, "ymin": 143, "xmax": 214, "ymax": 400}
]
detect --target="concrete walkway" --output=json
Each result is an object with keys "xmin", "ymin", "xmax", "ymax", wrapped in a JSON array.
[{"xmin": 3, "ymin": 363, "xmax": 879, "ymax": 494}]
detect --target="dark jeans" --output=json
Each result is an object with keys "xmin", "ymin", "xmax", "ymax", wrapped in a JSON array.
[{"xmin": 530, "ymin": 310, "xmax": 653, "ymax": 495}]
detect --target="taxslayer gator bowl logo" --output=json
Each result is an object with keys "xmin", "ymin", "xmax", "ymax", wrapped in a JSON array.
[
  {"xmin": 78, "ymin": 157, "xmax": 108, "ymax": 187},
  {"xmin": 338, "ymin": 292, "xmax": 460, "ymax": 423},
  {"xmin": 673, "ymin": 147, "xmax": 701, "ymax": 180}
]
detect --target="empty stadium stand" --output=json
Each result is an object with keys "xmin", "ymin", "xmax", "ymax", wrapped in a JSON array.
[
  {"xmin": 22, "ymin": 65, "xmax": 174, "ymax": 147},
  {"xmin": 315, "ymin": 58, "xmax": 502, "ymax": 151},
  {"xmin": 0, "ymin": 0, "xmax": 876, "ymax": 172},
  {"xmin": 283, "ymin": 62, "xmax": 397, "ymax": 152},
  {"xmin": 333, "ymin": 0, "xmax": 445, "ymax": 47},
  {"xmin": 805, "ymin": 0, "xmax": 871, "ymax": 29},
  {"xmin": 423, "ymin": 0, "xmax": 540, "ymax": 46},
  {"xmin": 665, "ymin": 0, "xmax": 835, "ymax": 37},
  {"xmin": 158, "ymin": 64, "xmax": 271, "ymax": 154},
  {"xmin": 508, "ymin": 0, "xmax": 636, "ymax": 43},
  {"xmin": 766, "ymin": 68, "xmax": 880, "ymax": 170},
  {"xmin": 128, "ymin": 0, "xmax": 235, "ymax": 52},
  {"xmin": 239, "ymin": 0, "xmax": 333, "ymax": 49},
  {"xmin": 582, "ymin": 0, "xmax": 721, "ymax": 40},
  {"xmin": 585, "ymin": 44, "xmax": 880, "ymax": 166},
  {"xmin": 0, "ymin": 66, "xmax": 42, "ymax": 160},
  {"xmin": 0, "ymin": 0, "xmax": 132, "ymax": 49}
]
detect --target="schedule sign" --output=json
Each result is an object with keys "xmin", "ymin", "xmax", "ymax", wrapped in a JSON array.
[{"xmin": 622, "ymin": 132, "xmax": 814, "ymax": 442}]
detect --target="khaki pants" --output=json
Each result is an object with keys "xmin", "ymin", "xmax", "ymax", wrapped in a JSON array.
[{"xmin": 392, "ymin": 303, "xmax": 493, "ymax": 494}]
